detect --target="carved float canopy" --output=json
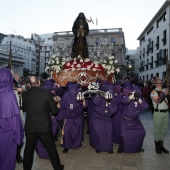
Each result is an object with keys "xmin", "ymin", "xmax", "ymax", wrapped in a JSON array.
[{"xmin": 52, "ymin": 70, "xmax": 114, "ymax": 87}]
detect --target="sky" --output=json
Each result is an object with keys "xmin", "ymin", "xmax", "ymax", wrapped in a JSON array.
[{"xmin": 0, "ymin": 0, "xmax": 166, "ymax": 49}]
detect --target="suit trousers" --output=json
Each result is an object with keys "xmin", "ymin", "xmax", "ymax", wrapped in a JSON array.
[{"xmin": 23, "ymin": 131, "xmax": 61, "ymax": 170}]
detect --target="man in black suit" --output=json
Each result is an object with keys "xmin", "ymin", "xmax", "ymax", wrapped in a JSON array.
[{"xmin": 22, "ymin": 76, "xmax": 64, "ymax": 170}]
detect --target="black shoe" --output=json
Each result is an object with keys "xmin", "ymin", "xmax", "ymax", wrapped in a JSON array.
[
  {"xmin": 63, "ymin": 148, "xmax": 69, "ymax": 153},
  {"xmin": 16, "ymin": 150, "xmax": 23, "ymax": 163},
  {"xmin": 108, "ymin": 151, "xmax": 113, "ymax": 154},
  {"xmin": 159, "ymin": 141, "xmax": 169, "ymax": 154},
  {"xmin": 155, "ymin": 141, "xmax": 162, "ymax": 154},
  {"xmin": 117, "ymin": 146, "xmax": 122, "ymax": 153},
  {"xmin": 140, "ymin": 148, "xmax": 145, "ymax": 152},
  {"xmin": 60, "ymin": 164, "xmax": 64, "ymax": 170},
  {"xmin": 96, "ymin": 150, "xmax": 100, "ymax": 153},
  {"xmin": 54, "ymin": 137, "xmax": 58, "ymax": 141}
]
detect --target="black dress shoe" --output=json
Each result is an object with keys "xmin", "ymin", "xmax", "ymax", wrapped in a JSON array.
[
  {"xmin": 140, "ymin": 148, "xmax": 145, "ymax": 152},
  {"xmin": 16, "ymin": 154, "xmax": 23, "ymax": 163},
  {"xmin": 96, "ymin": 150, "xmax": 100, "ymax": 153},
  {"xmin": 60, "ymin": 164, "xmax": 64, "ymax": 170},
  {"xmin": 108, "ymin": 151, "xmax": 113, "ymax": 154},
  {"xmin": 63, "ymin": 148, "xmax": 69, "ymax": 153},
  {"xmin": 117, "ymin": 147, "xmax": 122, "ymax": 153}
]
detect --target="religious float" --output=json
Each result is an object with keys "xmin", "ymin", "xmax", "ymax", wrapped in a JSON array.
[
  {"xmin": 45, "ymin": 54, "xmax": 120, "ymax": 87},
  {"xmin": 45, "ymin": 13, "xmax": 120, "ymax": 87}
]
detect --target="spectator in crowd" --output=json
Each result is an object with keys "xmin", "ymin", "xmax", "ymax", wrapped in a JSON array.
[{"xmin": 13, "ymin": 72, "xmax": 26, "ymax": 163}]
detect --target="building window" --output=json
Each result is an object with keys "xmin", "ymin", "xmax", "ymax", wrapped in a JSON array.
[
  {"xmin": 96, "ymin": 38, "xmax": 101, "ymax": 45},
  {"xmin": 140, "ymin": 36, "xmax": 145, "ymax": 45},
  {"xmin": 156, "ymin": 36, "xmax": 159, "ymax": 50},
  {"xmin": 143, "ymin": 48, "xmax": 145, "ymax": 58},
  {"xmin": 157, "ymin": 11, "xmax": 166, "ymax": 28},
  {"xmin": 159, "ymin": 49, "xmax": 163, "ymax": 65},
  {"xmin": 147, "ymin": 39, "xmax": 153, "ymax": 55},
  {"xmin": 110, "ymin": 37, "xmax": 115, "ymax": 44},
  {"xmin": 163, "ymin": 49, "xmax": 167, "ymax": 65},
  {"xmin": 155, "ymin": 52, "xmax": 159, "ymax": 67},
  {"xmin": 150, "ymin": 56, "xmax": 153, "ymax": 69},
  {"xmin": 147, "ymin": 26, "xmax": 153, "ymax": 35},
  {"xmin": 163, "ymin": 11, "xmax": 167, "ymax": 21},
  {"xmin": 162, "ymin": 29, "xmax": 166, "ymax": 45},
  {"xmin": 145, "ymin": 59, "xmax": 149, "ymax": 70}
]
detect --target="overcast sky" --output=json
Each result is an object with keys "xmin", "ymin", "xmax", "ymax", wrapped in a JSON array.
[{"xmin": 0, "ymin": 0, "xmax": 166, "ymax": 49}]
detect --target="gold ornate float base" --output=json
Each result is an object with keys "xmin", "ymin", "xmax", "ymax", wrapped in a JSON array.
[{"xmin": 52, "ymin": 70, "xmax": 114, "ymax": 87}]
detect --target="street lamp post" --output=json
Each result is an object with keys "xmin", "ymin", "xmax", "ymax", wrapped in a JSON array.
[
  {"xmin": 8, "ymin": 40, "xmax": 12, "ymax": 70},
  {"xmin": 125, "ymin": 55, "xmax": 130, "ymax": 76}
]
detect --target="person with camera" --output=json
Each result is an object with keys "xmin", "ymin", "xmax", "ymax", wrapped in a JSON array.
[
  {"xmin": 150, "ymin": 77, "xmax": 169, "ymax": 154},
  {"xmin": 118, "ymin": 86, "xmax": 149, "ymax": 153},
  {"xmin": 89, "ymin": 84, "xmax": 117, "ymax": 154}
]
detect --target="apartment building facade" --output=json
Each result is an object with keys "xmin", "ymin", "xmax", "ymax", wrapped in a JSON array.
[
  {"xmin": 0, "ymin": 34, "xmax": 36, "ymax": 76},
  {"xmin": 137, "ymin": 0, "xmax": 170, "ymax": 81}
]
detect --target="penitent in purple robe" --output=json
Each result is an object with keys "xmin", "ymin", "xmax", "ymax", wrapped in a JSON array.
[
  {"xmin": 0, "ymin": 68, "xmax": 24, "ymax": 170},
  {"xmin": 89, "ymin": 92, "xmax": 117, "ymax": 152},
  {"xmin": 112, "ymin": 85, "xmax": 124, "ymax": 144},
  {"xmin": 57, "ymin": 84, "xmax": 87, "ymax": 149},
  {"xmin": 119, "ymin": 94, "xmax": 149, "ymax": 153}
]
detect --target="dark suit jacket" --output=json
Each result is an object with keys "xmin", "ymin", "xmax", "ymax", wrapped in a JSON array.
[{"xmin": 22, "ymin": 86, "xmax": 59, "ymax": 133}]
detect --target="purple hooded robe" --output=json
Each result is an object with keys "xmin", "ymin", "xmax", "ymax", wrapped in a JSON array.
[
  {"xmin": 112, "ymin": 85, "xmax": 124, "ymax": 144},
  {"xmin": 119, "ymin": 86, "xmax": 149, "ymax": 153},
  {"xmin": 57, "ymin": 84, "xmax": 87, "ymax": 149},
  {"xmin": 0, "ymin": 68, "xmax": 24, "ymax": 170},
  {"xmin": 89, "ymin": 85, "xmax": 118, "ymax": 152}
]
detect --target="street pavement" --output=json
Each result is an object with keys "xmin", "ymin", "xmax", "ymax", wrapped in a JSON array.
[{"xmin": 15, "ymin": 109, "xmax": 170, "ymax": 170}]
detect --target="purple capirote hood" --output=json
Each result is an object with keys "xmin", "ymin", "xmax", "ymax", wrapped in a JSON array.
[{"xmin": 0, "ymin": 68, "xmax": 20, "ymax": 118}]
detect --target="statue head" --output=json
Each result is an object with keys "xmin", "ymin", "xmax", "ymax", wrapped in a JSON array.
[{"xmin": 77, "ymin": 12, "xmax": 86, "ymax": 21}]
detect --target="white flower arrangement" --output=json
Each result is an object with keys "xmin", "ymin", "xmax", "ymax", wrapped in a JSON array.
[
  {"xmin": 45, "ymin": 54, "xmax": 120, "ymax": 76},
  {"xmin": 101, "ymin": 55, "xmax": 120, "ymax": 75},
  {"xmin": 45, "ymin": 54, "xmax": 66, "ymax": 74}
]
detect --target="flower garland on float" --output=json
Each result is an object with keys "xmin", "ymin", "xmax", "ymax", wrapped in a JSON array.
[{"xmin": 45, "ymin": 53, "xmax": 120, "ymax": 76}]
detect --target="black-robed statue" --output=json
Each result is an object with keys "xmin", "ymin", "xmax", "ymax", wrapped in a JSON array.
[{"xmin": 71, "ymin": 12, "xmax": 89, "ymax": 59}]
